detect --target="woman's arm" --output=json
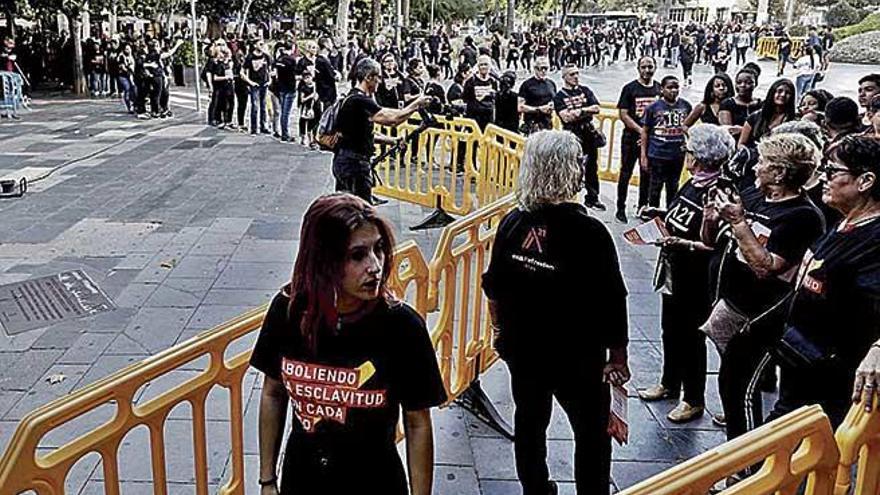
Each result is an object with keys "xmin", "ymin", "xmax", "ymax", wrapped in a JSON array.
[
  {"xmin": 716, "ymin": 192, "xmax": 790, "ymax": 278},
  {"xmin": 258, "ymin": 375, "xmax": 289, "ymax": 494},
  {"xmin": 404, "ymin": 409, "xmax": 435, "ymax": 495},
  {"xmin": 738, "ymin": 120, "xmax": 753, "ymax": 148},
  {"xmin": 854, "ymin": 340, "xmax": 880, "ymax": 411},
  {"xmin": 684, "ymin": 103, "xmax": 704, "ymax": 127}
]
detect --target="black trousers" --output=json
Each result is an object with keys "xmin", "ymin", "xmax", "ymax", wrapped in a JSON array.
[
  {"xmin": 617, "ymin": 136, "xmax": 651, "ymax": 211},
  {"xmin": 332, "ymin": 150, "xmax": 373, "ymax": 203},
  {"xmin": 134, "ymin": 77, "xmax": 148, "ymax": 114},
  {"xmin": 509, "ymin": 359, "xmax": 611, "ymax": 495},
  {"xmin": 661, "ymin": 292, "xmax": 708, "ymax": 406},
  {"xmin": 212, "ymin": 83, "xmax": 233, "ymax": 124},
  {"xmin": 234, "ymin": 79, "xmax": 250, "ymax": 127},
  {"xmin": 767, "ymin": 360, "xmax": 853, "ymax": 430},
  {"xmin": 649, "ymin": 157, "xmax": 684, "ymax": 208},
  {"xmin": 577, "ymin": 131, "xmax": 600, "ymax": 203},
  {"xmin": 719, "ymin": 328, "xmax": 776, "ymax": 442}
]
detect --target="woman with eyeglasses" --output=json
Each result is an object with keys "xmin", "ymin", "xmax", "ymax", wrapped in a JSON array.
[
  {"xmin": 251, "ymin": 194, "xmax": 447, "ymax": 495},
  {"xmin": 766, "ymin": 136, "xmax": 880, "ymax": 424},
  {"xmin": 701, "ymin": 133, "xmax": 824, "ymax": 462},
  {"xmin": 638, "ymin": 125, "xmax": 734, "ymax": 424}
]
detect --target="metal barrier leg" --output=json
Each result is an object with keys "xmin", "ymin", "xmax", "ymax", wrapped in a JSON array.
[
  {"xmin": 410, "ymin": 193, "xmax": 457, "ymax": 231},
  {"xmin": 456, "ymin": 378, "xmax": 515, "ymax": 440}
]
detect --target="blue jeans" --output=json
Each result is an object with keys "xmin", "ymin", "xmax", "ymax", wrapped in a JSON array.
[
  {"xmin": 279, "ymin": 91, "xmax": 296, "ymax": 140},
  {"xmin": 249, "ymin": 85, "xmax": 268, "ymax": 133},
  {"xmin": 796, "ymin": 74, "xmax": 816, "ymax": 101},
  {"xmin": 117, "ymin": 75, "xmax": 136, "ymax": 112}
]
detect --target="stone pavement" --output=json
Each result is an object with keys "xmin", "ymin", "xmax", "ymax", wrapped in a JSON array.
[{"xmin": 0, "ymin": 85, "xmax": 785, "ymax": 494}]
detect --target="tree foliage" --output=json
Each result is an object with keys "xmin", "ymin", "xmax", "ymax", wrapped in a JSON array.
[{"xmin": 825, "ymin": 0, "xmax": 861, "ymax": 28}]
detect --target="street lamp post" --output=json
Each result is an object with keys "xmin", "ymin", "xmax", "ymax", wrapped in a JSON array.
[{"xmin": 190, "ymin": 0, "xmax": 202, "ymax": 113}]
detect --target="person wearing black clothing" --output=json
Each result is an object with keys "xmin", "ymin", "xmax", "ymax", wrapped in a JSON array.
[
  {"xmin": 518, "ymin": 56, "xmax": 556, "ymax": 135},
  {"xmin": 506, "ymin": 38, "xmax": 520, "ymax": 70},
  {"xmin": 143, "ymin": 39, "xmax": 180, "ymax": 118},
  {"xmin": 459, "ymin": 37, "xmax": 478, "ymax": 70},
  {"xmin": 685, "ymin": 73, "xmax": 733, "ymax": 127},
  {"xmin": 520, "ymin": 34, "xmax": 534, "ymax": 72},
  {"xmin": 702, "ymin": 133, "xmax": 824, "ymax": 452},
  {"xmin": 719, "ymin": 68, "xmax": 762, "ymax": 140},
  {"xmin": 483, "ymin": 130, "xmax": 630, "ymax": 495},
  {"xmin": 616, "ymin": 57, "xmax": 661, "ymax": 223},
  {"xmin": 438, "ymin": 38, "xmax": 453, "ymax": 79},
  {"xmin": 679, "ymin": 36, "xmax": 696, "ymax": 87},
  {"xmin": 252, "ymin": 193, "xmax": 446, "ymax": 495},
  {"xmin": 315, "ymin": 38, "xmax": 339, "ymax": 109},
  {"xmin": 275, "ymin": 45, "xmax": 299, "ymax": 142},
  {"xmin": 638, "ymin": 125, "xmax": 735, "ymax": 423},
  {"xmin": 462, "ymin": 55, "xmax": 497, "ymax": 131},
  {"xmin": 554, "ymin": 65, "xmax": 604, "ymax": 210},
  {"xmin": 241, "ymin": 40, "xmax": 273, "ymax": 134},
  {"xmin": 427, "ymin": 31, "xmax": 441, "ymax": 65},
  {"xmin": 495, "ymin": 71, "xmax": 520, "ymax": 133},
  {"xmin": 401, "ymin": 58, "xmax": 425, "ymax": 106},
  {"xmin": 739, "ymin": 78, "xmax": 797, "ymax": 149},
  {"xmin": 376, "ymin": 53, "xmax": 404, "ymax": 109},
  {"xmin": 332, "ymin": 58, "xmax": 431, "ymax": 203},
  {"xmin": 209, "ymin": 48, "xmax": 235, "ymax": 128},
  {"xmin": 233, "ymin": 48, "xmax": 250, "ymax": 129},
  {"xmin": 769, "ymin": 136, "xmax": 880, "ymax": 428},
  {"xmin": 491, "ymin": 32, "xmax": 502, "ymax": 67}
]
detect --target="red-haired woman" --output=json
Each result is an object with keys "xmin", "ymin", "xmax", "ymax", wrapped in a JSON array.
[{"xmin": 250, "ymin": 193, "xmax": 447, "ymax": 495}]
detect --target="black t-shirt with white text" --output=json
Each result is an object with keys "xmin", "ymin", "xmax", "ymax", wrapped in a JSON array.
[
  {"xmin": 482, "ymin": 203, "xmax": 628, "ymax": 364},
  {"xmin": 336, "ymin": 89, "xmax": 383, "ymax": 157},
  {"xmin": 463, "ymin": 75, "xmax": 498, "ymax": 121},
  {"xmin": 617, "ymin": 80, "xmax": 661, "ymax": 139},
  {"xmin": 663, "ymin": 180, "xmax": 714, "ymax": 299},
  {"xmin": 376, "ymin": 70, "xmax": 404, "ymax": 109},
  {"xmin": 519, "ymin": 77, "xmax": 557, "ymax": 129},
  {"xmin": 243, "ymin": 52, "xmax": 272, "ymax": 85},
  {"xmin": 553, "ymin": 84, "xmax": 600, "ymax": 134},
  {"xmin": 249, "ymin": 288, "xmax": 446, "ymax": 494}
]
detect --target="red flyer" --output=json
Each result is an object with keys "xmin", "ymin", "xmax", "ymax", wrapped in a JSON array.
[
  {"xmin": 607, "ymin": 385, "xmax": 629, "ymax": 445},
  {"xmin": 622, "ymin": 217, "xmax": 670, "ymax": 246}
]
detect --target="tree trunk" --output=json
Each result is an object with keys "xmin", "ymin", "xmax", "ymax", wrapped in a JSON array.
[
  {"xmin": 560, "ymin": 0, "xmax": 570, "ymax": 28},
  {"xmin": 402, "ymin": 0, "xmax": 409, "ymax": 28},
  {"xmin": 506, "ymin": 0, "xmax": 514, "ymax": 36},
  {"xmin": 70, "ymin": 13, "xmax": 87, "ymax": 96},
  {"xmin": 371, "ymin": 0, "xmax": 381, "ymax": 35},
  {"xmin": 336, "ymin": 0, "xmax": 350, "ymax": 42},
  {"xmin": 110, "ymin": 0, "xmax": 118, "ymax": 36},
  {"xmin": 237, "ymin": 0, "xmax": 254, "ymax": 37}
]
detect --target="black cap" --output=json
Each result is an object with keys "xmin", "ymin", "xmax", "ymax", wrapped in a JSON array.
[{"xmin": 825, "ymin": 97, "xmax": 861, "ymax": 130}]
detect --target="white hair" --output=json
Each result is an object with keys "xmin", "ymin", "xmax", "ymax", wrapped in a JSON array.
[
  {"xmin": 687, "ymin": 124, "xmax": 735, "ymax": 170},
  {"xmin": 516, "ymin": 130, "xmax": 583, "ymax": 211}
]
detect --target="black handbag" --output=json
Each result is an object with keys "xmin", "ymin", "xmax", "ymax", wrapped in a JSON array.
[{"xmin": 774, "ymin": 325, "xmax": 835, "ymax": 369}]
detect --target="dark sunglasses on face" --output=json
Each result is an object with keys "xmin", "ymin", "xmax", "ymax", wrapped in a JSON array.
[{"xmin": 536, "ymin": 66, "xmax": 549, "ymax": 71}]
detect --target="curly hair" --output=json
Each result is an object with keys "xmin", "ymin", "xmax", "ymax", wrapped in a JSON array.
[{"xmin": 757, "ymin": 133, "xmax": 821, "ymax": 190}]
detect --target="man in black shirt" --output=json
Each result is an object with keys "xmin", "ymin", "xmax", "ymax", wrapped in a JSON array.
[
  {"xmin": 463, "ymin": 55, "xmax": 497, "ymax": 131},
  {"xmin": 555, "ymin": 64, "xmax": 604, "ymax": 210},
  {"xmin": 518, "ymin": 55, "xmax": 556, "ymax": 135},
  {"xmin": 616, "ymin": 56, "xmax": 660, "ymax": 223},
  {"xmin": 275, "ymin": 44, "xmax": 298, "ymax": 142},
  {"xmin": 459, "ymin": 36, "xmax": 478, "ymax": 69},
  {"xmin": 241, "ymin": 40, "xmax": 273, "ymax": 134},
  {"xmin": 333, "ymin": 58, "xmax": 431, "ymax": 203},
  {"xmin": 315, "ymin": 38, "xmax": 339, "ymax": 109}
]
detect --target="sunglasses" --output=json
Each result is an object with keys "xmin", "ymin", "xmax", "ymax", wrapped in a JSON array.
[{"xmin": 536, "ymin": 66, "xmax": 549, "ymax": 71}]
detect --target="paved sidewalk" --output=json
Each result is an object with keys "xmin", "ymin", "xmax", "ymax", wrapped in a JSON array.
[{"xmin": 0, "ymin": 96, "xmax": 765, "ymax": 495}]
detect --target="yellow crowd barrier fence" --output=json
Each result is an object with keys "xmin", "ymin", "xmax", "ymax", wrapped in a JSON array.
[
  {"xmin": 618, "ymin": 405, "xmax": 840, "ymax": 495},
  {"xmin": 476, "ymin": 125, "xmax": 526, "ymax": 208},
  {"xmin": 756, "ymin": 36, "xmax": 808, "ymax": 61},
  {"xmin": 834, "ymin": 395, "xmax": 880, "ymax": 495}
]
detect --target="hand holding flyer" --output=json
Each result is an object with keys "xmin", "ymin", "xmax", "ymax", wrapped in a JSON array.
[
  {"xmin": 622, "ymin": 217, "xmax": 670, "ymax": 246},
  {"xmin": 607, "ymin": 385, "xmax": 629, "ymax": 445}
]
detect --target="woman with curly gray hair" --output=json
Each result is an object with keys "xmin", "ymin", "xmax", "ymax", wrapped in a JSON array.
[
  {"xmin": 638, "ymin": 125, "xmax": 734, "ymax": 423},
  {"xmin": 482, "ymin": 130, "xmax": 630, "ymax": 495}
]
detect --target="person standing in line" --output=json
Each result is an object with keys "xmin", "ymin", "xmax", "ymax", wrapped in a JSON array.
[
  {"xmin": 116, "ymin": 43, "xmax": 137, "ymax": 114},
  {"xmin": 232, "ymin": 47, "xmax": 249, "ymax": 131},
  {"xmin": 615, "ymin": 56, "xmax": 661, "ymax": 223},
  {"xmin": 719, "ymin": 67, "xmax": 762, "ymax": 140},
  {"xmin": 518, "ymin": 56, "xmax": 556, "ymax": 135},
  {"xmin": 641, "ymin": 75, "xmax": 693, "ymax": 209},
  {"xmin": 241, "ymin": 40, "xmax": 273, "ymax": 135},
  {"xmin": 296, "ymin": 71, "xmax": 318, "ymax": 147},
  {"xmin": 275, "ymin": 44, "xmax": 299, "ymax": 142},
  {"xmin": 679, "ymin": 36, "xmax": 696, "ymax": 87},
  {"xmin": 554, "ymin": 64, "xmax": 604, "ymax": 210},
  {"xmin": 315, "ymin": 38, "xmax": 340, "ymax": 115},
  {"xmin": 209, "ymin": 47, "xmax": 235, "ymax": 129},
  {"xmin": 483, "ymin": 130, "xmax": 630, "ymax": 495},
  {"xmin": 462, "ymin": 55, "xmax": 498, "ymax": 131}
]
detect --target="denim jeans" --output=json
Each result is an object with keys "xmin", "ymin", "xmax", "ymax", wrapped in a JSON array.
[
  {"xmin": 117, "ymin": 75, "xmax": 136, "ymax": 112},
  {"xmin": 796, "ymin": 74, "xmax": 816, "ymax": 102},
  {"xmin": 249, "ymin": 84, "xmax": 268, "ymax": 133},
  {"xmin": 279, "ymin": 91, "xmax": 296, "ymax": 140},
  {"xmin": 89, "ymin": 72, "xmax": 107, "ymax": 95}
]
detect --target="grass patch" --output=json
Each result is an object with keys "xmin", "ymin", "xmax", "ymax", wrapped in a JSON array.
[{"xmin": 834, "ymin": 13, "xmax": 880, "ymax": 40}]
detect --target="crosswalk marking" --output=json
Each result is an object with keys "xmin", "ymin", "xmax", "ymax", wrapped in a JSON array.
[{"xmin": 169, "ymin": 89, "xmax": 209, "ymax": 111}]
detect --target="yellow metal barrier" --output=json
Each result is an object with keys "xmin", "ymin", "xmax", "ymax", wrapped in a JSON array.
[
  {"xmin": 426, "ymin": 194, "xmax": 517, "ymax": 399},
  {"xmin": 373, "ymin": 115, "xmax": 482, "ymax": 215},
  {"xmin": 756, "ymin": 36, "xmax": 807, "ymax": 61},
  {"xmin": 834, "ymin": 394, "xmax": 880, "ymax": 495},
  {"xmin": 476, "ymin": 125, "xmax": 526, "ymax": 208},
  {"xmin": 552, "ymin": 107, "xmax": 640, "ymax": 186},
  {"xmin": 618, "ymin": 405, "xmax": 840, "ymax": 495},
  {"xmin": 0, "ymin": 240, "xmax": 430, "ymax": 495}
]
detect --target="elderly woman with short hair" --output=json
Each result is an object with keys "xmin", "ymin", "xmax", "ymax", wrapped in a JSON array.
[
  {"xmin": 702, "ymin": 132, "xmax": 825, "ymax": 451},
  {"xmin": 638, "ymin": 125, "xmax": 735, "ymax": 424},
  {"xmin": 482, "ymin": 130, "xmax": 630, "ymax": 495},
  {"xmin": 768, "ymin": 135, "xmax": 880, "ymax": 423}
]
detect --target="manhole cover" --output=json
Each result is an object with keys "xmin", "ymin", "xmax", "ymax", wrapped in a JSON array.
[{"xmin": 0, "ymin": 270, "xmax": 116, "ymax": 335}]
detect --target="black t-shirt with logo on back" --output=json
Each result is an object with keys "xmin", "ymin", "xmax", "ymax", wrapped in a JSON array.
[
  {"xmin": 482, "ymin": 203, "xmax": 628, "ymax": 364},
  {"xmin": 616, "ymin": 79, "xmax": 661, "ymax": 140},
  {"xmin": 249, "ymin": 288, "xmax": 446, "ymax": 495}
]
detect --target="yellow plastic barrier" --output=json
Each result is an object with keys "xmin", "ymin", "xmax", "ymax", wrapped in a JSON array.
[
  {"xmin": 756, "ymin": 36, "xmax": 808, "ymax": 60},
  {"xmin": 426, "ymin": 194, "xmax": 517, "ymax": 399},
  {"xmin": 476, "ymin": 125, "xmax": 526, "ymax": 208},
  {"xmin": 0, "ymin": 240, "xmax": 430, "ymax": 495},
  {"xmin": 373, "ymin": 115, "xmax": 482, "ymax": 215},
  {"xmin": 552, "ymin": 107, "xmax": 641, "ymax": 187},
  {"xmin": 618, "ymin": 405, "xmax": 840, "ymax": 495},
  {"xmin": 834, "ymin": 394, "xmax": 880, "ymax": 495}
]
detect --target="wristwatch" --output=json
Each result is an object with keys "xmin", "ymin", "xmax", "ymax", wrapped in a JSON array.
[{"xmin": 259, "ymin": 477, "xmax": 278, "ymax": 488}]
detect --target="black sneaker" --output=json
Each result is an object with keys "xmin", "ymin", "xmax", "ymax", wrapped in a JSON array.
[
  {"xmin": 615, "ymin": 209, "xmax": 628, "ymax": 223},
  {"xmin": 371, "ymin": 196, "xmax": 389, "ymax": 206},
  {"xmin": 586, "ymin": 199, "xmax": 606, "ymax": 211},
  {"xmin": 548, "ymin": 480, "xmax": 558, "ymax": 495}
]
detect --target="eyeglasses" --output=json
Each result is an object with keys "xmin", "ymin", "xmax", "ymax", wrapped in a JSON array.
[
  {"xmin": 536, "ymin": 66, "xmax": 549, "ymax": 71},
  {"xmin": 820, "ymin": 164, "xmax": 853, "ymax": 180}
]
